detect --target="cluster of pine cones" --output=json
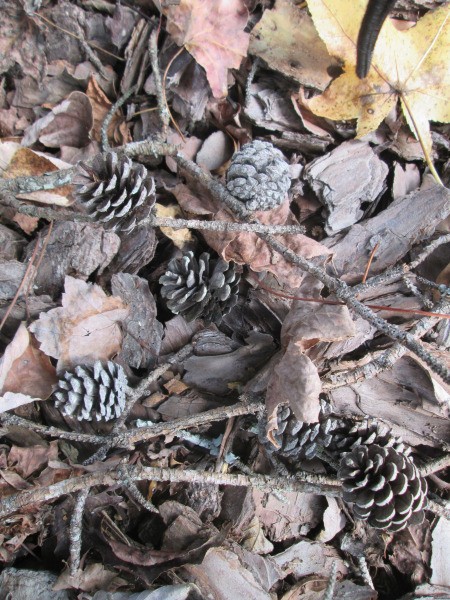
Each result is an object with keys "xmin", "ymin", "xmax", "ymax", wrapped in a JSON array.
[
  {"xmin": 262, "ymin": 405, "xmax": 428, "ymax": 533},
  {"xmin": 72, "ymin": 145, "xmax": 428, "ymax": 534}
]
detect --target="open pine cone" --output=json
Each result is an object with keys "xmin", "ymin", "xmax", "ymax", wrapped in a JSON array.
[
  {"xmin": 226, "ymin": 140, "xmax": 291, "ymax": 211},
  {"xmin": 74, "ymin": 152, "xmax": 156, "ymax": 232},
  {"xmin": 159, "ymin": 251, "xmax": 240, "ymax": 324},
  {"xmin": 338, "ymin": 444, "xmax": 427, "ymax": 532},
  {"xmin": 53, "ymin": 361, "xmax": 128, "ymax": 422}
]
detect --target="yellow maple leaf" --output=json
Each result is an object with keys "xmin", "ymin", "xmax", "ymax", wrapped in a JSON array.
[{"xmin": 301, "ymin": 0, "xmax": 450, "ymax": 171}]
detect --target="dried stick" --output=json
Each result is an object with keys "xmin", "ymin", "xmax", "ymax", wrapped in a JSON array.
[
  {"xmin": 69, "ymin": 488, "xmax": 90, "ymax": 576},
  {"xmin": 323, "ymin": 561, "xmax": 338, "ymax": 600},
  {"xmin": 173, "ymin": 153, "xmax": 450, "ymax": 383},
  {"xmin": 0, "ymin": 464, "xmax": 341, "ymax": 520},
  {"xmin": 323, "ymin": 296, "xmax": 450, "ymax": 389},
  {"xmin": 118, "ymin": 465, "xmax": 159, "ymax": 513},
  {"xmin": 84, "ymin": 344, "xmax": 194, "ymax": 464},
  {"xmin": 357, "ymin": 556, "xmax": 375, "ymax": 589},
  {"xmin": 148, "ymin": 28, "xmax": 170, "ymax": 137},
  {"xmin": 101, "ymin": 85, "xmax": 139, "ymax": 151},
  {"xmin": 144, "ymin": 215, "xmax": 306, "ymax": 235},
  {"xmin": 419, "ymin": 453, "xmax": 450, "ymax": 477},
  {"xmin": 0, "ymin": 397, "xmax": 264, "ymax": 448}
]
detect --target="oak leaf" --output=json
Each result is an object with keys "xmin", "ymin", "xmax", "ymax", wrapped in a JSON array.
[
  {"xmin": 301, "ymin": 0, "xmax": 450, "ymax": 156},
  {"xmin": 163, "ymin": 0, "xmax": 250, "ymax": 98}
]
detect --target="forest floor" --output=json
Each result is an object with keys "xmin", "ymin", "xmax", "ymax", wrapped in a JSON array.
[{"xmin": 0, "ymin": 0, "xmax": 449, "ymax": 598}]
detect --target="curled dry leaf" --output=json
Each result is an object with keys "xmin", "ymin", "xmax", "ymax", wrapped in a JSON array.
[
  {"xmin": 30, "ymin": 276, "xmax": 129, "ymax": 370},
  {"xmin": 266, "ymin": 341, "xmax": 322, "ymax": 424},
  {"xmin": 0, "ymin": 323, "xmax": 57, "ymax": 402},
  {"xmin": 250, "ymin": 0, "xmax": 336, "ymax": 91},
  {"xmin": 173, "ymin": 183, "xmax": 331, "ymax": 288},
  {"xmin": 22, "ymin": 91, "xmax": 93, "ymax": 149},
  {"xmin": 163, "ymin": 0, "xmax": 250, "ymax": 98}
]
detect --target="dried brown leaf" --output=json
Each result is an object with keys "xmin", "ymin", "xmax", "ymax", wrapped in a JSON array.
[
  {"xmin": 0, "ymin": 323, "xmax": 57, "ymax": 400},
  {"xmin": 30, "ymin": 276, "xmax": 129, "ymax": 370},
  {"xmin": 8, "ymin": 441, "xmax": 58, "ymax": 479},
  {"xmin": 266, "ymin": 341, "xmax": 321, "ymax": 424},
  {"xmin": 174, "ymin": 186, "xmax": 331, "ymax": 288},
  {"xmin": 23, "ymin": 91, "xmax": 93, "ymax": 149},
  {"xmin": 163, "ymin": 0, "xmax": 250, "ymax": 98}
]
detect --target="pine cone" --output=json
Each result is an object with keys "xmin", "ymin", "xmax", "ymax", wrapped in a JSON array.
[
  {"xmin": 262, "ymin": 405, "xmax": 341, "ymax": 460},
  {"xmin": 328, "ymin": 417, "xmax": 411, "ymax": 457},
  {"xmin": 54, "ymin": 361, "xmax": 128, "ymax": 421},
  {"xmin": 226, "ymin": 140, "xmax": 291, "ymax": 211},
  {"xmin": 159, "ymin": 251, "xmax": 240, "ymax": 324},
  {"xmin": 75, "ymin": 152, "xmax": 156, "ymax": 232},
  {"xmin": 338, "ymin": 445, "xmax": 427, "ymax": 532}
]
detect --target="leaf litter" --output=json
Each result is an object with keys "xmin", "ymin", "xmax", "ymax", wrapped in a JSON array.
[{"xmin": 0, "ymin": 0, "xmax": 449, "ymax": 598}]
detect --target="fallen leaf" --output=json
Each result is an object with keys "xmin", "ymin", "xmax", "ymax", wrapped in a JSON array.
[
  {"xmin": 154, "ymin": 203, "xmax": 195, "ymax": 249},
  {"xmin": 266, "ymin": 341, "xmax": 322, "ymax": 424},
  {"xmin": 0, "ymin": 323, "xmax": 57, "ymax": 400},
  {"xmin": 0, "ymin": 392, "xmax": 43, "ymax": 415},
  {"xmin": 2, "ymin": 145, "xmax": 73, "ymax": 206},
  {"xmin": 30, "ymin": 276, "xmax": 129, "ymax": 370},
  {"xmin": 8, "ymin": 441, "xmax": 59, "ymax": 479},
  {"xmin": 173, "ymin": 184, "xmax": 331, "ymax": 288},
  {"xmin": 53, "ymin": 563, "xmax": 126, "ymax": 592},
  {"xmin": 250, "ymin": 0, "xmax": 336, "ymax": 91},
  {"xmin": 163, "ymin": 0, "xmax": 250, "ymax": 98},
  {"xmin": 302, "ymin": 0, "xmax": 450, "ymax": 155},
  {"xmin": 273, "ymin": 539, "xmax": 348, "ymax": 579},
  {"xmin": 22, "ymin": 91, "xmax": 93, "ymax": 148},
  {"xmin": 86, "ymin": 76, "xmax": 131, "ymax": 145}
]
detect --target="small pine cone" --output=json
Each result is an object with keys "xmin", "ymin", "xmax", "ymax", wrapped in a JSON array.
[
  {"xmin": 74, "ymin": 152, "xmax": 156, "ymax": 232},
  {"xmin": 54, "ymin": 361, "xmax": 128, "ymax": 422},
  {"xmin": 226, "ymin": 140, "xmax": 291, "ymax": 211},
  {"xmin": 262, "ymin": 405, "xmax": 340, "ymax": 460},
  {"xmin": 159, "ymin": 251, "xmax": 240, "ymax": 324},
  {"xmin": 338, "ymin": 445, "xmax": 427, "ymax": 532},
  {"xmin": 329, "ymin": 417, "xmax": 411, "ymax": 458}
]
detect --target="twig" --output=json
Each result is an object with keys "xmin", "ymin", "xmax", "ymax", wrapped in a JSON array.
[
  {"xmin": 0, "ymin": 464, "xmax": 341, "ymax": 520},
  {"xmin": 173, "ymin": 153, "xmax": 450, "ymax": 383},
  {"xmin": 148, "ymin": 27, "xmax": 170, "ymax": 137},
  {"xmin": 245, "ymin": 57, "xmax": 261, "ymax": 109},
  {"xmin": 357, "ymin": 556, "xmax": 375, "ymax": 589},
  {"xmin": 101, "ymin": 85, "xmax": 139, "ymax": 151},
  {"xmin": 323, "ymin": 561, "xmax": 338, "ymax": 600},
  {"xmin": 118, "ymin": 465, "xmax": 159, "ymax": 513},
  {"xmin": 0, "ymin": 238, "xmax": 38, "ymax": 333},
  {"xmin": 361, "ymin": 242, "xmax": 379, "ymax": 284},
  {"xmin": 143, "ymin": 215, "xmax": 306, "ymax": 235},
  {"xmin": 352, "ymin": 234, "xmax": 450, "ymax": 295},
  {"xmin": 83, "ymin": 344, "xmax": 194, "ymax": 464},
  {"xmin": 323, "ymin": 296, "xmax": 450, "ymax": 389},
  {"xmin": 69, "ymin": 488, "xmax": 90, "ymax": 576},
  {"xmin": 0, "ymin": 397, "xmax": 264, "ymax": 448},
  {"xmin": 419, "ymin": 453, "xmax": 450, "ymax": 477},
  {"xmin": 427, "ymin": 498, "xmax": 450, "ymax": 521}
]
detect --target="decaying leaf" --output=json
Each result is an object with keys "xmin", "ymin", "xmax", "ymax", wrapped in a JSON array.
[
  {"xmin": 163, "ymin": 0, "xmax": 250, "ymax": 98},
  {"xmin": 22, "ymin": 91, "xmax": 93, "ymax": 149},
  {"xmin": 0, "ymin": 323, "xmax": 57, "ymax": 401},
  {"xmin": 430, "ymin": 518, "xmax": 450, "ymax": 587},
  {"xmin": 302, "ymin": 0, "xmax": 450, "ymax": 156},
  {"xmin": 250, "ymin": 0, "xmax": 336, "ymax": 91},
  {"xmin": 173, "ymin": 183, "xmax": 331, "ymax": 288},
  {"xmin": 30, "ymin": 276, "xmax": 129, "ymax": 370},
  {"xmin": 266, "ymin": 341, "xmax": 322, "ymax": 424},
  {"xmin": 154, "ymin": 203, "xmax": 195, "ymax": 249}
]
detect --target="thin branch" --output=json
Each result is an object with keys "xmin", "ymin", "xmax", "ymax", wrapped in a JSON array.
[
  {"xmin": 323, "ymin": 561, "xmax": 338, "ymax": 600},
  {"xmin": 83, "ymin": 344, "xmax": 194, "ymax": 464},
  {"xmin": 174, "ymin": 153, "xmax": 450, "ymax": 383},
  {"xmin": 0, "ymin": 413, "xmax": 106, "ymax": 444},
  {"xmin": 101, "ymin": 85, "xmax": 139, "ymax": 151},
  {"xmin": 69, "ymin": 488, "xmax": 90, "ymax": 576},
  {"xmin": 419, "ymin": 453, "xmax": 450, "ymax": 477},
  {"xmin": 118, "ymin": 465, "xmax": 159, "ymax": 513},
  {"xmin": 144, "ymin": 215, "xmax": 306, "ymax": 235},
  {"xmin": 357, "ymin": 556, "xmax": 375, "ymax": 590},
  {"xmin": 148, "ymin": 27, "xmax": 170, "ymax": 137},
  {"xmin": 323, "ymin": 296, "xmax": 450, "ymax": 389},
  {"xmin": 0, "ymin": 464, "xmax": 341, "ymax": 520}
]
